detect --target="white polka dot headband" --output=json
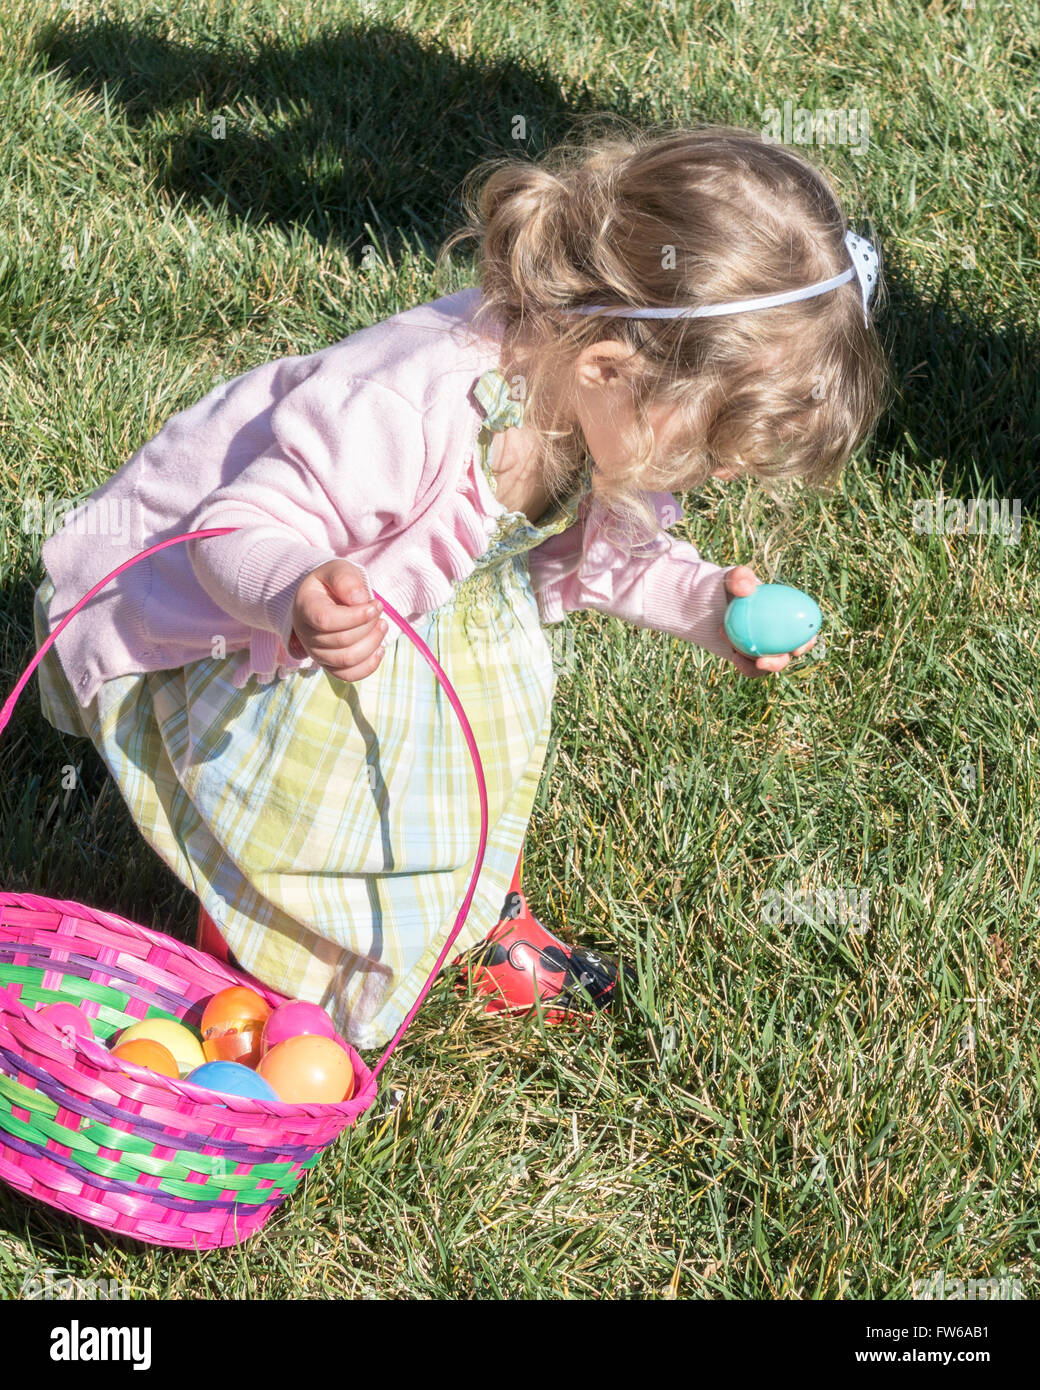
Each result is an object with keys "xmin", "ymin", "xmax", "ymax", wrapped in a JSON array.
[{"xmin": 560, "ymin": 229, "xmax": 879, "ymax": 328}]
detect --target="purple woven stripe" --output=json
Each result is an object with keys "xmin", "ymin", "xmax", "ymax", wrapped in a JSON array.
[
  {"xmin": 0, "ymin": 1047, "xmax": 317, "ymax": 1164},
  {"xmin": 0, "ymin": 1125, "xmax": 285, "ymax": 1215},
  {"xmin": 66, "ymin": 953, "xmax": 193, "ymax": 1015},
  {"xmin": 0, "ymin": 948, "xmax": 193, "ymax": 1017}
]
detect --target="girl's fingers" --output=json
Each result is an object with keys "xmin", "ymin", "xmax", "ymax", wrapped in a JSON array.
[
  {"xmin": 304, "ymin": 616, "xmax": 386, "ymax": 651},
  {"xmin": 791, "ymin": 635, "xmax": 818, "ymax": 657},
  {"xmin": 715, "ymin": 625, "xmax": 800, "ymax": 677},
  {"xmin": 327, "ymin": 644, "xmax": 386, "ymax": 683},
  {"xmin": 736, "ymin": 657, "xmax": 770, "ymax": 678},
  {"xmin": 754, "ymin": 653, "xmax": 790, "ymax": 673},
  {"xmin": 715, "ymin": 625, "xmax": 769, "ymax": 677},
  {"xmin": 723, "ymin": 565, "xmax": 759, "ymax": 599},
  {"xmin": 298, "ymin": 598, "xmax": 383, "ymax": 636},
  {"xmin": 316, "ymin": 619, "xmax": 388, "ymax": 677}
]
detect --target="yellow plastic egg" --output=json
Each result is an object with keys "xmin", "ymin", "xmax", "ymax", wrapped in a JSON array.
[{"xmin": 115, "ymin": 1019, "xmax": 206, "ymax": 1078}]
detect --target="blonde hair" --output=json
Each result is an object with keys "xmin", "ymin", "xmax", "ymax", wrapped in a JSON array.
[{"xmin": 437, "ymin": 115, "xmax": 891, "ymax": 552}]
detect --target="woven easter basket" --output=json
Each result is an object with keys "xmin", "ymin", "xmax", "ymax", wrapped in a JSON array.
[{"xmin": 0, "ymin": 528, "xmax": 489, "ymax": 1249}]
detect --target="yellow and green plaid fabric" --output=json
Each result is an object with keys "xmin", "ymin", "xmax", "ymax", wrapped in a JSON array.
[{"xmin": 32, "ymin": 368, "xmax": 589, "ymax": 1050}]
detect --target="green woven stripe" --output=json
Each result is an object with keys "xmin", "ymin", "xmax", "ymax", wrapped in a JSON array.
[
  {"xmin": 29, "ymin": 1111, "xmax": 97, "ymax": 1156},
  {"xmin": 0, "ymin": 1073, "xmax": 60, "ymax": 1118},
  {"xmin": 80, "ymin": 1122, "xmax": 297, "ymax": 1179},
  {"xmin": 0, "ymin": 968, "xmax": 204, "ymax": 1040},
  {"xmin": 78, "ymin": 1122, "xmax": 168, "ymax": 1158},
  {"xmin": 0, "ymin": 965, "xmax": 131, "ymax": 1013},
  {"xmin": 159, "ymin": 1175, "xmax": 298, "ymax": 1203},
  {"xmin": 0, "ymin": 1103, "xmax": 305, "ymax": 1199},
  {"xmin": 0, "ymin": 1108, "xmax": 39, "ymax": 1145},
  {"xmin": 74, "ymin": 1146, "xmax": 301, "ymax": 1199}
]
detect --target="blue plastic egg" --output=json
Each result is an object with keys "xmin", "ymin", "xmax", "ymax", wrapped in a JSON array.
[
  {"xmin": 724, "ymin": 583, "xmax": 823, "ymax": 657},
  {"xmin": 185, "ymin": 1060, "xmax": 279, "ymax": 1102}
]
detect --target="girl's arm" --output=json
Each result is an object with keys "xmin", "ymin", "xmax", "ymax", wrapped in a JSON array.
[
  {"xmin": 527, "ymin": 491, "xmax": 752, "ymax": 670},
  {"xmin": 185, "ymin": 367, "xmax": 427, "ymax": 656}
]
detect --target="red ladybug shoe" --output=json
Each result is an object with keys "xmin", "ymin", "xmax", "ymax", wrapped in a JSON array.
[{"xmin": 456, "ymin": 872, "xmax": 634, "ymax": 1024}]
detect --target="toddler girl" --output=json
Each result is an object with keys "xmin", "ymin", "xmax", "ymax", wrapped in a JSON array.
[{"xmin": 33, "ymin": 121, "xmax": 887, "ymax": 1050}]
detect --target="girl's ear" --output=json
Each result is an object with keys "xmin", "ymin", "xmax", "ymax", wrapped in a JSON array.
[{"xmin": 573, "ymin": 338, "xmax": 642, "ymax": 391}]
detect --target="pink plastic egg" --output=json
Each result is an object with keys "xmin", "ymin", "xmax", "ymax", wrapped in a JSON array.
[
  {"xmin": 38, "ymin": 1003, "xmax": 95, "ymax": 1040},
  {"xmin": 261, "ymin": 1001, "xmax": 344, "ymax": 1056}
]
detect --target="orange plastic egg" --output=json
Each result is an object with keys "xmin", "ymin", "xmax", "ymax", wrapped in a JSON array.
[
  {"xmin": 111, "ymin": 1038, "xmax": 180, "ymax": 1079},
  {"xmin": 257, "ymin": 1034, "xmax": 354, "ymax": 1104},
  {"xmin": 200, "ymin": 986, "xmax": 271, "ymax": 1068}
]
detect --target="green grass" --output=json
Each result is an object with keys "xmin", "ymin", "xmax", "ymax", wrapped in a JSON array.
[{"xmin": 1, "ymin": 0, "xmax": 1038, "ymax": 1299}]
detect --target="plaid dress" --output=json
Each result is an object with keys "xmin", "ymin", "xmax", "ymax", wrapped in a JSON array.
[{"xmin": 32, "ymin": 367, "xmax": 591, "ymax": 1050}]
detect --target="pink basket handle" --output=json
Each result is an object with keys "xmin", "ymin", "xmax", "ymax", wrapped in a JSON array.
[{"xmin": 0, "ymin": 528, "xmax": 488, "ymax": 1085}]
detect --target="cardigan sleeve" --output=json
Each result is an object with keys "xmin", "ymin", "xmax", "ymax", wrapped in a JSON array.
[
  {"xmin": 527, "ymin": 490, "xmax": 745, "ymax": 667},
  {"xmin": 186, "ymin": 368, "xmax": 428, "ymax": 652}
]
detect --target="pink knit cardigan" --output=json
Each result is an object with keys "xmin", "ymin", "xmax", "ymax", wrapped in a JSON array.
[{"xmin": 40, "ymin": 288, "xmax": 737, "ymax": 707}]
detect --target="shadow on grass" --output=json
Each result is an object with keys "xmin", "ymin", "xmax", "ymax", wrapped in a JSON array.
[
  {"xmin": 871, "ymin": 276, "xmax": 1039, "ymax": 513},
  {"xmin": 32, "ymin": 13, "xmax": 1038, "ymax": 503},
  {"xmin": 35, "ymin": 12, "xmax": 601, "ymax": 259}
]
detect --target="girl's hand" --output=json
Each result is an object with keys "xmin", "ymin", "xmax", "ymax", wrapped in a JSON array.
[
  {"xmin": 289, "ymin": 559, "xmax": 389, "ymax": 682},
  {"xmin": 717, "ymin": 566, "xmax": 818, "ymax": 678}
]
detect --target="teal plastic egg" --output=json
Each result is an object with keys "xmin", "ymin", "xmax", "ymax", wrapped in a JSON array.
[{"xmin": 724, "ymin": 583, "xmax": 822, "ymax": 657}]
